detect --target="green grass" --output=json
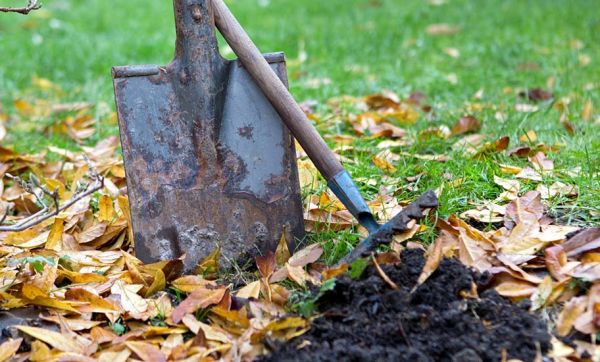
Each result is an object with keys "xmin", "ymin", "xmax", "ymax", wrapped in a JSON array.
[{"xmin": 0, "ymin": 0, "xmax": 598, "ymax": 262}]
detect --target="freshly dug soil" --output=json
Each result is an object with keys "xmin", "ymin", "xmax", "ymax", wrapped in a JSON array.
[{"xmin": 261, "ymin": 249, "xmax": 550, "ymax": 362}]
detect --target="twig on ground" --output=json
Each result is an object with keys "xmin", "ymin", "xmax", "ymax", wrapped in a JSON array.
[
  {"xmin": 0, "ymin": 0, "xmax": 41, "ymax": 14},
  {"xmin": 0, "ymin": 156, "xmax": 104, "ymax": 232}
]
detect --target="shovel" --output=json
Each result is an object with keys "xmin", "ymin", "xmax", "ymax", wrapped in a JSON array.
[
  {"xmin": 210, "ymin": 0, "xmax": 438, "ymax": 263},
  {"xmin": 112, "ymin": 0, "xmax": 304, "ymax": 272}
]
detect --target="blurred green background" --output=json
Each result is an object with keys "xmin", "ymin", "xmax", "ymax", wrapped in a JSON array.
[{"xmin": 1, "ymin": 0, "xmax": 598, "ymax": 104}]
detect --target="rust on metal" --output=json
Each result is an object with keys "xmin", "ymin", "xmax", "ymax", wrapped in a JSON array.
[{"xmin": 112, "ymin": 0, "xmax": 304, "ymax": 272}]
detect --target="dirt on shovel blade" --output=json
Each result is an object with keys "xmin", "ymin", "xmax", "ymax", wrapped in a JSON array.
[{"xmin": 261, "ymin": 249, "xmax": 551, "ymax": 362}]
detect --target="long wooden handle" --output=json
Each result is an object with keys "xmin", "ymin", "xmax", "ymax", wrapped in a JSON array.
[{"xmin": 211, "ymin": 0, "xmax": 343, "ymax": 181}]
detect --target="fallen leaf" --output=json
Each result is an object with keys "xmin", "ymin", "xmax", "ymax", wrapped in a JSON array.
[
  {"xmin": 426, "ymin": 23, "xmax": 460, "ymax": 35},
  {"xmin": 515, "ymin": 104, "xmax": 539, "ymax": 113},
  {"xmin": 0, "ymin": 338, "xmax": 22, "ymax": 362},
  {"xmin": 275, "ymin": 230, "xmax": 291, "ymax": 266},
  {"xmin": 557, "ymin": 297, "xmax": 587, "ymax": 336},
  {"xmin": 415, "ymin": 236, "xmax": 443, "ymax": 286},
  {"xmin": 519, "ymin": 88, "xmax": 553, "ymax": 102},
  {"xmin": 16, "ymin": 325, "xmax": 85, "ymax": 353},
  {"xmin": 563, "ymin": 228, "xmax": 600, "ymax": 257},
  {"xmin": 504, "ymin": 191, "xmax": 543, "ymax": 229},
  {"xmin": 516, "ymin": 166, "xmax": 542, "ymax": 182},
  {"xmin": 289, "ymin": 243, "xmax": 323, "ymax": 267},
  {"xmin": 110, "ymin": 280, "xmax": 148, "ymax": 318},
  {"xmin": 194, "ymin": 247, "xmax": 220, "ymax": 279},
  {"xmin": 443, "ymin": 47, "xmax": 460, "ymax": 58},
  {"xmin": 171, "ymin": 285, "xmax": 226, "ymax": 323},
  {"xmin": 450, "ymin": 115, "xmax": 481, "ymax": 136},
  {"xmin": 98, "ymin": 195, "xmax": 114, "ymax": 222},
  {"xmin": 529, "ymin": 152, "xmax": 553, "ymax": 172},
  {"xmin": 519, "ymin": 130, "xmax": 538, "ymax": 142},
  {"xmin": 237, "ymin": 280, "xmax": 261, "ymax": 299}
]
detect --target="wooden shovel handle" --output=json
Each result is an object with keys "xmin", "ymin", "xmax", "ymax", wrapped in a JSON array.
[{"xmin": 212, "ymin": 0, "xmax": 344, "ymax": 181}]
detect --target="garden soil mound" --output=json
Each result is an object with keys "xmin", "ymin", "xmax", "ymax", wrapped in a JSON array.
[{"xmin": 261, "ymin": 249, "xmax": 551, "ymax": 362}]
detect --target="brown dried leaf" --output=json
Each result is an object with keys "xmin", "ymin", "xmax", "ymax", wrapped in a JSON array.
[
  {"xmin": 519, "ymin": 88, "xmax": 553, "ymax": 102},
  {"xmin": 529, "ymin": 152, "xmax": 554, "ymax": 172},
  {"xmin": 256, "ymin": 251, "xmax": 276, "ymax": 279},
  {"xmin": 289, "ymin": 243, "xmax": 323, "ymax": 267},
  {"xmin": 171, "ymin": 286, "xmax": 226, "ymax": 323},
  {"xmin": 545, "ymin": 245, "xmax": 568, "ymax": 280},
  {"xmin": 504, "ymin": 191, "xmax": 543, "ymax": 229},
  {"xmin": 563, "ymin": 228, "xmax": 600, "ymax": 257},
  {"xmin": 416, "ymin": 236, "xmax": 444, "ymax": 286},
  {"xmin": 450, "ymin": 115, "xmax": 481, "ymax": 136}
]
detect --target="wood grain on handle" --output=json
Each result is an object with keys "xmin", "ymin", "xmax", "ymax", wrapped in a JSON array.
[{"xmin": 211, "ymin": 0, "xmax": 344, "ymax": 181}]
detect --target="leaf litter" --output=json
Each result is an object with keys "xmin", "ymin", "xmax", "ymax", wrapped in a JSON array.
[{"xmin": 0, "ymin": 81, "xmax": 597, "ymax": 360}]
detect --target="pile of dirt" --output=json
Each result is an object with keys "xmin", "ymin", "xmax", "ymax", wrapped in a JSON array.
[{"xmin": 261, "ymin": 249, "xmax": 551, "ymax": 362}]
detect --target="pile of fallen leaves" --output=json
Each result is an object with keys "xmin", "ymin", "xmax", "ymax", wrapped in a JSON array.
[{"xmin": 0, "ymin": 80, "xmax": 598, "ymax": 361}]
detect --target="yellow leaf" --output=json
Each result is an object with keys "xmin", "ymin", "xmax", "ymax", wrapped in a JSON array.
[
  {"xmin": 556, "ymin": 296, "xmax": 587, "ymax": 336},
  {"xmin": 111, "ymin": 280, "xmax": 148, "ymax": 317},
  {"xmin": 13, "ymin": 99, "xmax": 35, "ymax": 115},
  {"xmin": 58, "ymin": 268, "xmax": 108, "ymax": 284},
  {"xmin": 98, "ymin": 195, "xmax": 115, "ymax": 222},
  {"xmin": 194, "ymin": 247, "xmax": 220, "ymax": 279},
  {"xmin": 29, "ymin": 340, "xmax": 51, "ymax": 361},
  {"xmin": 46, "ymin": 217, "xmax": 65, "ymax": 251},
  {"xmin": 45, "ymin": 178, "xmax": 66, "ymax": 200},
  {"xmin": 16, "ymin": 325, "xmax": 84, "ymax": 353},
  {"xmin": 28, "ymin": 296, "xmax": 81, "ymax": 313},
  {"xmin": 297, "ymin": 159, "xmax": 320, "ymax": 190},
  {"xmin": 171, "ymin": 275, "xmax": 216, "ymax": 293},
  {"xmin": 65, "ymin": 288, "xmax": 119, "ymax": 313},
  {"xmin": 32, "ymin": 76, "xmax": 61, "ymax": 92},
  {"xmin": 519, "ymin": 130, "xmax": 538, "ymax": 142},
  {"xmin": 144, "ymin": 268, "xmax": 166, "ymax": 298},
  {"xmin": 372, "ymin": 152, "xmax": 397, "ymax": 173},
  {"xmin": 0, "ymin": 338, "xmax": 22, "ymax": 362},
  {"xmin": 582, "ymin": 99, "xmax": 593, "ymax": 121},
  {"xmin": 96, "ymin": 348, "xmax": 131, "ymax": 362},
  {"xmin": 21, "ymin": 283, "xmax": 46, "ymax": 300},
  {"xmin": 275, "ymin": 229, "xmax": 291, "ymax": 266},
  {"xmin": 236, "ymin": 281, "xmax": 261, "ymax": 299}
]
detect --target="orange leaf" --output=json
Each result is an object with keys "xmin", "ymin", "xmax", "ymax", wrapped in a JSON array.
[
  {"xmin": 171, "ymin": 286, "xmax": 226, "ymax": 323},
  {"xmin": 450, "ymin": 115, "xmax": 481, "ymax": 136}
]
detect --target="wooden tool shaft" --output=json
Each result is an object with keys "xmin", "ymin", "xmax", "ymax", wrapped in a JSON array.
[{"xmin": 212, "ymin": 0, "xmax": 343, "ymax": 181}]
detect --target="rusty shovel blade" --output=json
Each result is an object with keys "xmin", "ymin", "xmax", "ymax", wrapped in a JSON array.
[{"xmin": 112, "ymin": 0, "xmax": 304, "ymax": 272}]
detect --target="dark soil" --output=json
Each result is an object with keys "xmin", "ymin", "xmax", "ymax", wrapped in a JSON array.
[{"xmin": 261, "ymin": 249, "xmax": 550, "ymax": 362}]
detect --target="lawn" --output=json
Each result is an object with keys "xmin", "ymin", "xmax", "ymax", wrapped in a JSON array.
[{"xmin": 0, "ymin": 0, "xmax": 599, "ymax": 359}]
